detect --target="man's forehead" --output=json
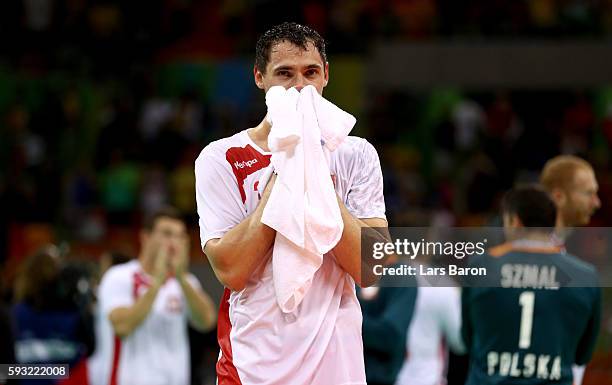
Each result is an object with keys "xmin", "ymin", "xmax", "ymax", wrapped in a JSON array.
[
  {"xmin": 269, "ymin": 41, "xmax": 323, "ymax": 63},
  {"xmin": 153, "ymin": 217, "xmax": 186, "ymax": 232},
  {"xmin": 270, "ymin": 40, "xmax": 317, "ymax": 53},
  {"xmin": 571, "ymin": 168, "xmax": 598, "ymax": 189}
]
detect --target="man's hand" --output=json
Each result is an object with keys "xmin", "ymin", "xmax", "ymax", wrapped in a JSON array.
[
  {"xmin": 332, "ymin": 195, "xmax": 389, "ymax": 287},
  {"xmin": 170, "ymin": 237, "xmax": 190, "ymax": 279},
  {"xmin": 173, "ymin": 235, "xmax": 218, "ymax": 331},
  {"xmin": 110, "ymin": 248, "xmax": 168, "ymax": 338},
  {"xmin": 153, "ymin": 242, "xmax": 170, "ymax": 286}
]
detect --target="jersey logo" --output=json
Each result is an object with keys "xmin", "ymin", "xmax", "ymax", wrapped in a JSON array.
[
  {"xmin": 165, "ymin": 295, "xmax": 184, "ymax": 313},
  {"xmin": 234, "ymin": 159, "xmax": 258, "ymax": 169},
  {"xmin": 226, "ymin": 145, "xmax": 271, "ymax": 203}
]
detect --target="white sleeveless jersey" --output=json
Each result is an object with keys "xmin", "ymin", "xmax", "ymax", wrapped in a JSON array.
[
  {"xmin": 89, "ymin": 260, "xmax": 200, "ymax": 385},
  {"xmin": 195, "ymin": 129, "xmax": 386, "ymax": 385}
]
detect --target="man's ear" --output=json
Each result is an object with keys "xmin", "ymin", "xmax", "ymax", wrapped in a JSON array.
[
  {"xmin": 503, "ymin": 213, "xmax": 522, "ymax": 228},
  {"xmin": 254, "ymin": 66, "xmax": 265, "ymax": 90},
  {"xmin": 550, "ymin": 188, "xmax": 566, "ymax": 208},
  {"xmin": 511, "ymin": 214, "xmax": 523, "ymax": 228}
]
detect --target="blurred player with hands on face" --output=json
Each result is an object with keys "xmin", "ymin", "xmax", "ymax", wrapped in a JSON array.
[{"xmin": 92, "ymin": 207, "xmax": 216, "ymax": 385}]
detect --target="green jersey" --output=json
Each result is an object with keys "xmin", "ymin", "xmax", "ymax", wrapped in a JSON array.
[{"xmin": 462, "ymin": 242, "xmax": 601, "ymax": 385}]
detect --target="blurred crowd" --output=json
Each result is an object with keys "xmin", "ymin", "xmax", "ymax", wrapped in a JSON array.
[
  {"xmin": 374, "ymin": 89, "xmax": 612, "ymax": 226},
  {"xmin": 2, "ymin": 1, "xmax": 612, "ymax": 258},
  {"xmin": 1, "ymin": 0, "xmax": 612, "ymax": 76},
  {"xmin": 3, "ymin": 72, "xmax": 612, "ymax": 261}
]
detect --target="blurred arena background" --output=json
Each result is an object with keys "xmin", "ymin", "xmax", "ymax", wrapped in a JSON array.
[{"xmin": 1, "ymin": 1, "xmax": 612, "ymax": 384}]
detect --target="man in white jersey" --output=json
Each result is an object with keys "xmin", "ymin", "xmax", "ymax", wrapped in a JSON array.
[
  {"xmin": 195, "ymin": 22, "xmax": 389, "ymax": 385},
  {"xmin": 394, "ymin": 279, "xmax": 466, "ymax": 385},
  {"xmin": 95, "ymin": 207, "xmax": 217, "ymax": 385}
]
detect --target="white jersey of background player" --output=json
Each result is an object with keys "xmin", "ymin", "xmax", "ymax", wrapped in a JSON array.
[
  {"xmin": 90, "ymin": 209, "xmax": 216, "ymax": 385},
  {"xmin": 395, "ymin": 276, "xmax": 466, "ymax": 385},
  {"xmin": 195, "ymin": 22, "xmax": 388, "ymax": 385}
]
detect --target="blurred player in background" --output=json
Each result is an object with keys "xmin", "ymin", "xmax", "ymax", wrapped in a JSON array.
[
  {"xmin": 540, "ymin": 155, "xmax": 600, "ymax": 229},
  {"xmin": 359, "ymin": 274, "xmax": 417, "ymax": 385},
  {"xmin": 87, "ymin": 251, "xmax": 130, "ymax": 385},
  {"xmin": 394, "ymin": 277, "xmax": 465, "ymax": 385},
  {"xmin": 462, "ymin": 186, "xmax": 601, "ymax": 385},
  {"xmin": 540, "ymin": 154, "xmax": 601, "ymax": 385},
  {"xmin": 195, "ymin": 22, "xmax": 388, "ymax": 385},
  {"xmin": 94, "ymin": 207, "xmax": 216, "ymax": 385}
]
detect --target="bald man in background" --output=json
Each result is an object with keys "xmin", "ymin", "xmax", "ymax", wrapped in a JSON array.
[
  {"xmin": 540, "ymin": 155, "xmax": 600, "ymax": 229},
  {"xmin": 540, "ymin": 155, "xmax": 601, "ymax": 385}
]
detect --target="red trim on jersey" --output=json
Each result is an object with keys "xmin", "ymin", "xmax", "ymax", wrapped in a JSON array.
[
  {"xmin": 226, "ymin": 144, "xmax": 271, "ymax": 204},
  {"xmin": 133, "ymin": 271, "xmax": 153, "ymax": 299},
  {"xmin": 109, "ymin": 335, "xmax": 122, "ymax": 385},
  {"xmin": 216, "ymin": 288, "xmax": 242, "ymax": 384},
  {"xmin": 107, "ymin": 269, "xmax": 148, "ymax": 385},
  {"xmin": 57, "ymin": 357, "xmax": 88, "ymax": 385}
]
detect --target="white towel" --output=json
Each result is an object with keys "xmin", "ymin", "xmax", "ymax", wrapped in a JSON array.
[
  {"xmin": 260, "ymin": 85, "xmax": 356, "ymax": 313},
  {"xmin": 265, "ymin": 86, "xmax": 301, "ymax": 152}
]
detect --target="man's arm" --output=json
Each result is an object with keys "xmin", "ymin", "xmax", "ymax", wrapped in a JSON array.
[
  {"xmin": 170, "ymin": 237, "xmax": 217, "ymax": 331},
  {"xmin": 330, "ymin": 139, "xmax": 389, "ymax": 287},
  {"xmin": 177, "ymin": 275, "xmax": 217, "ymax": 331},
  {"xmin": 362, "ymin": 286, "xmax": 417, "ymax": 354},
  {"xmin": 440, "ymin": 287, "xmax": 467, "ymax": 355},
  {"xmin": 460, "ymin": 287, "xmax": 472, "ymax": 353},
  {"xmin": 574, "ymin": 286, "xmax": 601, "ymax": 365},
  {"xmin": 204, "ymin": 174, "xmax": 277, "ymax": 292},
  {"xmin": 108, "ymin": 249, "xmax": 168, "ymax": 338},
  {"xmin": 108, "ymin": 282, "xmax": 162, "ymax": 338},
  {"xmin": 332, "ymin": 197, "xmax": 389, "ymax": 287}
]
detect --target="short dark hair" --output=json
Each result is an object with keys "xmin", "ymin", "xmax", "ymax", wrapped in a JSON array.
[
  {"xmin": 501, "ymin": 185, "xmax": 557, "ymax": 228},
  {"xmin": 143, "ymin": 206, "xmax": 184, "ymax": 231},
  {"xmin": 255, "ymin": 22, "xmax": 327, "ymax": 73}
]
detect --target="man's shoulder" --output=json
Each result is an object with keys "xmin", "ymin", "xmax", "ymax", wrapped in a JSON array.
[
  {"xmin": 337, "ymin": 135, "xmax": 374, "ymax": 153},
  {"xmin": 557, "ymin": 252, "xmax": 599, "ymax": 285},
  {"xmin": 101, "ymin": 260, "xmax": 139, "ymax": 284},
  {"xmin": 333, "ymin": 136, "xmax": 379, "ymax": 163}
]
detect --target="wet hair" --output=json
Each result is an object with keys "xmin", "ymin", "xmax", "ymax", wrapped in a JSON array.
[
  {"xmin": 501, "ymin": 185, "xmax": 557, "ymax": 228},
  {"xmin": 143, "ymin": 206, "xmax": 184, "ymax": 232},
  {"xmin": 255, "ymin": 22, "xmax": 327, "ymax": 73}
]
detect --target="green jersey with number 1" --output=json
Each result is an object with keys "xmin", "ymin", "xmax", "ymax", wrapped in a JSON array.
[{"xmin": 462, "ymin": 243, "xmax": 601, "ymax": 385}]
